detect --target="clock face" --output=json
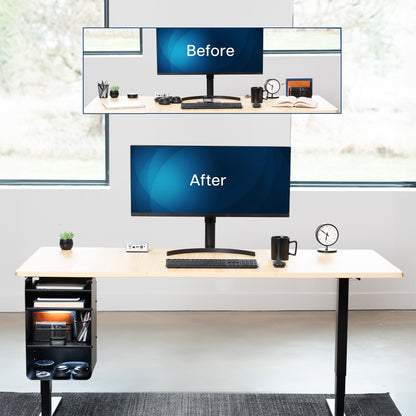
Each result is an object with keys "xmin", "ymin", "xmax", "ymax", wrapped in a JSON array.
[
  {"xmin": 315, "ymin": 223, "xmax": 339, "ymax": 247},
  {"xmin": 265, "ymin": 78, "xmax": 281, "ymax": 94}
]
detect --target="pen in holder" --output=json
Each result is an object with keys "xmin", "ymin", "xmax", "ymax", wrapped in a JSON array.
[
  {"xmin": 98, "ymin": 81, "xmax": 109, "ymax": 98},
  {"xmin": 75, "ymin": 312, "xmax": 91, "ymax": 343}
]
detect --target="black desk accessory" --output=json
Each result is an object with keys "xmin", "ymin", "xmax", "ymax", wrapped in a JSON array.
[
  {"xmin": 72, "ymin": 364, "xmax": 91, "ymax": 379},
  {"xmin": 271, "ymin": 235, "xmax": 298, "ymax": 267},
  {"xmin": 158, "ymin": 96, "xmax": 172, "ymax": 105},
  {"xmin": 181, "ymin": 101, "xmax": 242, "ymax": 109},
  {"xmin": 53, "ymin": 364, "xmax": 71, "ymax": 379},
  {"xmin": 97, "ymin": 80, "xmax": 109, "ymax": 98},
  {"xmin": 127, "ymin": 93, "xmax": 139, "ymax": 99},
  {"xmin": 35, "ymin": 360, "xmax": 55, "ymax": 371},
  {"xmin": 289, "ymin": 86, "xmax": 312, "ymax": 98},
  {"xmin": 273, "ymin": 258, "xmax": 286, "ymax": 268},
  {"xmin": 251, "ymin": 86, "xmax": 263, "ymax": 108},
  {"xmin": 271, "ymin": 236, "xmax": 297, "ymax": 261},
  {"xmin": 166, "ymin": 258, "xmax": 258, "ymax": 269},
  {"xmin": 315, "ymin": 223, "xmax": 339, "ymax": 253},
  {"xmin": 264, "ymin": 78, "xmax": 281, "ymax": 99},
  {"xmin": 155, "ymin": 96, "xmax": 182, "ymax": 105}
]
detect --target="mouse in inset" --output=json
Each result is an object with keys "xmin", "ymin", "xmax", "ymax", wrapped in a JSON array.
[
  {"xmin": 252, "ymin": 102, "xmax": 261, "ymax": 108},
  {"xmin": 171, "ymin": 96, "xmax": 182, "ymax": 104}
]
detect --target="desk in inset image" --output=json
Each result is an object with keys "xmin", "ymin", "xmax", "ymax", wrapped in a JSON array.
[
  {"xmin": 84, "ymin": 95, "xmax": 339, "ymax": 114},
  {"xmin": 16, "ymin": 248, "xmax": 402, "ymax": 416}
]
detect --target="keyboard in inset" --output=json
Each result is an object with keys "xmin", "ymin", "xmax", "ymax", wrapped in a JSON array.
[
  {"xmin": 166, "ymin": 258, "xmax": 258, "ymax": 269},
  {"xmin": 181, "ymin": 102, "xmax": 243, "ymax": 110}
]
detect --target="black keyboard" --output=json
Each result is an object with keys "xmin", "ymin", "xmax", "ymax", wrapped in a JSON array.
[
  {"xmin": 181, "ymin": 102, "xmax": 243, "ymax": 110},
  {"xmin": 166, "ymin": 258, "xmax": 258, "ymax": 269}
]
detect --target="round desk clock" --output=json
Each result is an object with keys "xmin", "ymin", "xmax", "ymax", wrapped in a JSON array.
[
  {"xmin": 315, "ymin": 223, "xmax": 339, "ymax": 253},
  {"xmin": 264, "ymin": 78, "xmax": 281, "ymax": 99}
]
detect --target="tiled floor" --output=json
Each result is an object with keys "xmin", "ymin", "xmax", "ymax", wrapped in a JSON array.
[{"xmin": 0, "ymin": 310, "xmax": 414, "ymax": 415}]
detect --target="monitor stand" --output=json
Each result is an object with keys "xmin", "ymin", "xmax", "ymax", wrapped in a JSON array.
[
  {"xmin": 166, "ymin": 216, "xmax": 255, "ymax": 257},
  {"xmin": 181, "ymin": 74, "xmax": 241, "ymax": 103}
]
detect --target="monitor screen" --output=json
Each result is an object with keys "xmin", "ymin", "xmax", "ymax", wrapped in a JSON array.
[
  {"xmin": 156, "ymin": 28, "xmax": 263, "ymax": 75},
  {"xmin": 131, "ymin": 145, "xmax": 290, "ymax": 217}
]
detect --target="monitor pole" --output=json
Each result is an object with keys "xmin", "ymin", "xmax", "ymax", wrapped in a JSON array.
[
  {"xmin": 181, "ymin": 74, "xmax": 241, "ymax": 103},
  {"xmin": 206, "ymin": 74, "xmax": 214, "ymax": 99},
  {"xmin": 205, "ymin": 216, "xmax": 216, "ymax": 248}
]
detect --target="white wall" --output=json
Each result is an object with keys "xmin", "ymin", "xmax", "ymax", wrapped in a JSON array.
[
  {"xmin": 83, "ymin": 28, "xmax": 341, "ymax": 110},
  {"xmin": 0, "ymin": 0, "xmax": 414, "ymax": 313}
]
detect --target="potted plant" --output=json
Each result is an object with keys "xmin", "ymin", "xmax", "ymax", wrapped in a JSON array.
[
  {"xmin": 60, "ymin": 232, "xmax": 74, "ymax": 250},
  {"xmin": 110, "ymin": 86, "xmax": 119, "ymax": 99}
]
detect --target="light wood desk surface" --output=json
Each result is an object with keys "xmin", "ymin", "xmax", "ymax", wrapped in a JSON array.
[
  {"xmin": 15, "ymin": 247, "xmax": 402, "ymax": 279},
  {"xmin": 84, "ymin": 95, "xmax": 339, "ymax": 114}
]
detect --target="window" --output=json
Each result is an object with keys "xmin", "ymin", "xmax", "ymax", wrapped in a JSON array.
[
  {"xmin": 264, "ymin": 28, "xmax": 341, "ymax": 53},
  {"xmin": 0, "ymin": 0, "xmax": 106, "ymax": 183},
  {"xmin": 84, "ymin": 28, "xmax": 142, "ymax": 55},
  {"xmin": 291, "ymin": 0, "xmax": 416, "ymax": 185}
]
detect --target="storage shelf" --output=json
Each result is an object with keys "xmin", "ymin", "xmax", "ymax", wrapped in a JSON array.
[
  {"xmin": 26, "ymin": 307, "xmax": 93, "ymax": 312},
  {"xmin": 26, "ymin": 288, "xmax": 91, "ymax": 293},
  {"xmin": 27, "ymin": 341, "xmax": 91, "ymax": 349},
  {"xmin": 25, "ymin": 277, "xmax": 97, "ymax": 381}
]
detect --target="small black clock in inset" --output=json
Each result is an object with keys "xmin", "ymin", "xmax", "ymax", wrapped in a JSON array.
[
  {"xmin": 264, "ymin": 78, "xmax": 281, "ymax": 99},
  {"xmin": 315, "ymin": 223, "xmax": 339, "ymax": 253}
]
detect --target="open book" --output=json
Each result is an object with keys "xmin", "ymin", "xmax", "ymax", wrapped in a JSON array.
[{"xmin": 272, "ymin": 96, "xmax": 318, "ymax": 108}]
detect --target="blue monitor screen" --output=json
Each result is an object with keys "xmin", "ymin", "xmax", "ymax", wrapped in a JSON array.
[
  {"xmin": 131, "ymin": 146, "xmax": 290, "ymax": 217},
  {"xmin": 156, "ymin": 28, "xmax": 263, "ymax": 75}
]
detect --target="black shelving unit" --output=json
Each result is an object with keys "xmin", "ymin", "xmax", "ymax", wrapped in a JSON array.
[{"xmin": 25, "ymin": 277, "xmax": 97, "ymax": 415}]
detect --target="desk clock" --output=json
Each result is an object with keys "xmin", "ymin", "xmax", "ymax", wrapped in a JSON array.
[{"xmin": 316, "ymin": 223, "xmax": 339, "ymax": 253}]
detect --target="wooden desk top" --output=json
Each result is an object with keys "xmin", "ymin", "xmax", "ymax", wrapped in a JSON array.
[
  {"xmin": 15, "ymin": 248, "xmax": 402, "ymax": 279},
  {"xmin": 84, "ymin": 95, "xmax": 339, "ymax": 114}
]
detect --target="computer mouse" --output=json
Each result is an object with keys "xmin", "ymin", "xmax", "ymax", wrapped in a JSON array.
[
  {"xmin": 158, "ymin": 97, "xmax": 172, "ymax": 105},
  {"xmin": 273, "ymin": 259, "xmax": 286, "ymax": 268},
  {"xmin": 171, "ymin": 96, "xmax": 182, "ymax": 104},
  {"xmin": 252, "ymin": 102, "xmax": 261, "ymax": 108}
]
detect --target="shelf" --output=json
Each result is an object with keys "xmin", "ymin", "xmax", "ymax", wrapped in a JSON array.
[
  {"xmin": 26, "ymin": 288, "xmax": 91, "ymax": 293},
  {"xmin": 27, "ymin": 341, "xmax": 91, "ymax": 349},
  {"xmin": 26, "ymin": 307, "xmax": 93, "ymax": 312}
]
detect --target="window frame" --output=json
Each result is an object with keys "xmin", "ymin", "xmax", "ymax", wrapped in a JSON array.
[
  {"xmin": 0, "ymin": 0, "xmax": 110, "ymax": 186},
  {"xmin": 263, "ymin": 27, "xmax": 342, "ymax": 55},
  {"xmin": 264, "ymin": 27, "xmax": 413, "ymax": 189},
  {"xmin": 83, "ymin": 27, "xmax": 143, "ymax": 56}
]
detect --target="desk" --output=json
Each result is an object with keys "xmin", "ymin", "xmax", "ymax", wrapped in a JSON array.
[
  {"xmin": 16, "ymin": 248, "xmax": 402, "ymax": 416},
  {"xmin": 84, "ymin": 95, "xmax": 339, "ymax": 114}
]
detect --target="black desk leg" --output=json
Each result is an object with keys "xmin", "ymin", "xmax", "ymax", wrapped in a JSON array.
[
  {"xmin": 40, "ymin": 380, "xmax": 52, "ymax": 416},
  {"xmin": 335, "ymin": 278, "xmax": 350, "ymax": 416},
  {"xmin": 40, "ymin": 380, "xmax": 62, "ymax": 416}
]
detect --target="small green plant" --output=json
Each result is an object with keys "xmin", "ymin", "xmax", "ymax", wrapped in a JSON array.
[
  {"xmin": 110, "ymin": 86, "xmax": 119, "ymax": 91},
  {"xmin": 60, "ymin": 231, "xmax": 74, "ymax": 240}
]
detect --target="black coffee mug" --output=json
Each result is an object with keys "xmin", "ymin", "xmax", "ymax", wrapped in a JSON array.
[
  {"xmin": 271, "ymin": 236, "xmax": 298, "ymax": 261},
  {"xmin": 250, "ymin": 87, "xmax": 264, "ymax": 104}
]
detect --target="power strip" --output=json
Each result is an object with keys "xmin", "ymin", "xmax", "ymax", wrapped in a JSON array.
[{"xmin": 126, "ymin": 242, "xmax": 149, "ymax": 253}]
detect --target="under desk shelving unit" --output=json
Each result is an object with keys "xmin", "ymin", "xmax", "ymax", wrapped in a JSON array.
[{"xmin": 24, "ymin": 277, "xmax": 97, "ymax": 415}]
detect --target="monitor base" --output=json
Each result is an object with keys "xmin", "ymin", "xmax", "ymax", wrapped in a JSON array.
[
  {"xmin": 166, "ymin": 247, "xmax": 255, "ymax": 256},
  {"xmin": 181, "ymin": 95, "xmax": 241, "ymax": 102}
]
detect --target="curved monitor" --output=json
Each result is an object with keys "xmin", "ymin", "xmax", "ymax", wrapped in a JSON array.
[
  {"xmin": 156, "ymin": 27, "xmax": 263, "ymax": 75},
  {"xmin": 130, "ymin": 145, "xmax": 290, "ymax": 217}
]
